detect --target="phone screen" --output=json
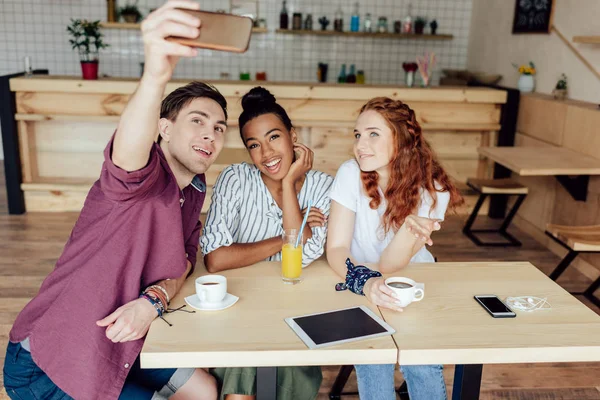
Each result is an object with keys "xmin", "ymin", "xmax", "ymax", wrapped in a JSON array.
[{"xmin": 477, "ymin": 296, "xmax": 513, "ymax": 314}]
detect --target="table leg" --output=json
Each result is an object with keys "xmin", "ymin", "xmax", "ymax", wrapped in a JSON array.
[
  {"xmin": 452, "ymin": 364, "xmax": 482, "ymax": 400},
  {"xmin": 257, "ymin": 367, "xmax": 277, "ymax": 400}
]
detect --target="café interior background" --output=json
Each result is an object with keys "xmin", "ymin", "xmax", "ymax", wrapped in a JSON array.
[
  {"xmin": 0, "ymin": 0, "xmax": 472, "ymax": 84},
  {"xmin": 1, "ymin": 0, "xmax": 599, "ymax": 162}
]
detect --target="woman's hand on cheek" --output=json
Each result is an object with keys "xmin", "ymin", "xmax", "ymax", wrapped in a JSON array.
[{"xmin": 283, "ymin": 143, "xmax": 314, "ymax": 185}]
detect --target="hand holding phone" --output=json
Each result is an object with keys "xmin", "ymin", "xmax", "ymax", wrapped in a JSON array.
[
  {"xmin": 140, "ymin": 1, "xmax": 202, "ymax": 83},
  {"xmin": 167, "ymin": 10, "xmax": 253, "ymax": 53},
  {"xmin": 474, "ymin": 295, "xmax": 516, "ymax": 318}
]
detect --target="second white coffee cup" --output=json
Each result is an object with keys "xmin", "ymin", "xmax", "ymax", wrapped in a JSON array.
[
  {"xmin": 195, "ymin": 275, "xmax": 227, "ymax": 304},
  {"xmin": 384, "ymin": 277, "xmax": 424, "ymax": 307}
]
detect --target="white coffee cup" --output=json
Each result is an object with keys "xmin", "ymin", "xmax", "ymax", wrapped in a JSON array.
[
  {"xmin": 384, "ymin": 277, "xmax": 424, "ymax": 307},
  {"xmin": 195, "ymin": 275, "xmax": 227, "ymax": 304}
]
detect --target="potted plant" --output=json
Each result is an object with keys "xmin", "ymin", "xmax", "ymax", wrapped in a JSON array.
[
  {"xmin": 553, "ymin": 73, "xmax": 568, "ymax": 100},
  {"xmin": 512, "ymin": 61, "xmax": 536, "ymax": 92},
  {"xmin": 67, "ymin": 19, "xmax": 109, "ymax": 80},
  {"xmin": 120, "ymin": 0, "xmax": 143, "ymax": 23},
  {"xmin": 414, "ymin": 17, "xmax": 427, "ymax": 34},
  {"xmin": 430, "ymin": 19, "xmax": 438, "ymax": 34},
  {"xmin": 402, "ymin": 62, "xmax": 418, "ymax": 87}
]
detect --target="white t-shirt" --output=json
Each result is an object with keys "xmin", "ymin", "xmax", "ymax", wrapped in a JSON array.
[{"xmin": 330, "ymin": 159, "xmax": 450, "ymax": 264}]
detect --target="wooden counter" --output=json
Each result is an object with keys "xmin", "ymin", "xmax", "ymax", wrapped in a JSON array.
[{"xmin": 9, "ymin": 76, "xmax": 507, "ymax": 213}]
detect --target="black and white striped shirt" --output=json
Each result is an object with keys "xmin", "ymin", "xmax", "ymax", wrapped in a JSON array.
[{"xmin": 200, "ymin": 163, "xmax": 334, "ymax": 267}]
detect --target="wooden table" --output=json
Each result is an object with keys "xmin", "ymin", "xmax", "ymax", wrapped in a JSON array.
[
  {"xmin": 381, "ymin": 261, "xmax": 600, "ymax": 399},
  {"xmin": 141, "ymin": 260, "xmax": 600, "ymax": 399},
  {"xmin": 141, "ymin": 260, "xmax": 398, "ymax": 398},
  {"xmin": 478, "ymin": 146, "xmax": 600, "ymax": 203}
]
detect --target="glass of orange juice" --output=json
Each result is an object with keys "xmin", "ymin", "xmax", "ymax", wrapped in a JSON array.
[{"xmin": 282, "ymin": 229, "xmax": 303, "ymax": 284}]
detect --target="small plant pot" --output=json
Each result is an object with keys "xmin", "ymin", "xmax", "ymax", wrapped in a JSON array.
[
  {"xmin": 552, "ymin": 88, "xmax": 568, "ymax": 100},
  {"xmin": 517, "ymin": 74, "xmax": 535, "ymax": 93},
  {"xmin": 415, "ymin": 22, "xmax": 425, "ymax": 34},
  {"xmin": 122, "ymin": 13, "xmax": 139, "ymax": 23},
  {"xmin": 81, "ymin": 61, "xmax": 99, "ymax": 80}
]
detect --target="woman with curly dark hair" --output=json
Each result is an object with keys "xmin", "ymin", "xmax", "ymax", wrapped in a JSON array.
[{"xmin": 326, "ymin": 97, "xmax": 463, "ymax": 400}]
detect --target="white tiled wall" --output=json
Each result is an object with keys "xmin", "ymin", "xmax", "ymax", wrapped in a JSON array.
[{"xmin": 0, "ymin": 0, "xmax": 473, "ymax": 85}]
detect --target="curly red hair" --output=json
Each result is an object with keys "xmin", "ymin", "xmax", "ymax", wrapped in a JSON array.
[{"xmin": 359, "ymin": 97, "xmax": 464, "ymax": 233}]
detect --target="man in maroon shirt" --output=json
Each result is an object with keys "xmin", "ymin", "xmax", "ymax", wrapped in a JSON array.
[{"xmin": 3, "ymin": 1, "xmax": 224, "ymax": 399}]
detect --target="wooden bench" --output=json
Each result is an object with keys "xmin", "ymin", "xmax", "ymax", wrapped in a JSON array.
[
  {"xmin": 545, "ymin": 224, "xmax": 600, "ymax": 308},
  {"xmin": 462, "ymin": 178, "xmax": 528, "ymax": 246}
]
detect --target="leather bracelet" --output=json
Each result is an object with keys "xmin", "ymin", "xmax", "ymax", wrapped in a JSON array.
[
  {"xmin": 140, "ymin": 294, "xmax": 163, "ymax": 317},
  {"xmin": 145, "ymin": 289, "xmax": 167, "ymax": 311}
]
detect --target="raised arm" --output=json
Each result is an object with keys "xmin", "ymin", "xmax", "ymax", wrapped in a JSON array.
[
  {"xmin": 112, "ymin": 0, "xmax": 201, "ymax": 172},
  {"xmin": 378, "ymin": 215, "xmax": 440, "ymax": 273},
  {"xmin": 281, "ymin": 143, "xmax": 314, "ymax": 243}
]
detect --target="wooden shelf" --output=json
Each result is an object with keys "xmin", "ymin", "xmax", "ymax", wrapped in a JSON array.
[
  {"xmin": 275, "ymin": 29, "xmax": 453, "ymax": 40},
  {"xmin": 100, "ymin": 22, "xmax": 268, "ymax": 33},
  {"xmin": 573, "ymin": 36, "xmax": 600, "ymax": 44},
  {"xmin": 100, "ymin": 22, "xmax": 140, "ymax": 29}
]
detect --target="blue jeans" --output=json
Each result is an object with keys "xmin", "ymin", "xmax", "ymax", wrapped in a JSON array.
[
  {"xmin": 355, "ymin": 364, "xmax": 447, "ymax": 400},
  {"xmin": 3, "ymin": 341, "xmax": 178, "ymax": 400}
]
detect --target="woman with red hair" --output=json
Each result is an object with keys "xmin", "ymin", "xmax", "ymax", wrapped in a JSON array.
[{"xmin": 326, "ymin": 97, "xmax": 463, "ymax": 399}]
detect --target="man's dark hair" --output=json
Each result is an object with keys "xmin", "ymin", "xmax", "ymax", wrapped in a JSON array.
[{"xmin": 158, "ymin": 81, "xmax": 228, "ymax": 143}]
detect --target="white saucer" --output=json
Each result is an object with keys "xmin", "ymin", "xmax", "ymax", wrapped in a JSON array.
[{"xmin": 185, "ymin": 293, "xmax": 239, "ymax": 311}]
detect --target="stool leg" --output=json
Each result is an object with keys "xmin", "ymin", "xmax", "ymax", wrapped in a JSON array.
[
  {"xmin": 583, "ymin": 276, "xmax": 600, "ymax": 309},
  {"xmin": 463, "ymin": 194, "xmax": 487, "ymax": 234},
  {"xmin": 549, "ymin": 250, "xmax": 579, "ymax": 281},
  {"xmin": 499, "ymin": 194, "xmax": 526, "ymax": 232}
]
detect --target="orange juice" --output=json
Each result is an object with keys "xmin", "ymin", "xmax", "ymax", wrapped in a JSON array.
[{"xmin": 282, "ymin": 243, "xmax": 302, "ymax": 282}]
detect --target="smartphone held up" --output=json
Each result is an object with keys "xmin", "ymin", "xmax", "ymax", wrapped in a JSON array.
[{"xmin": 167, "ymin": 9, "xmax": 253, "ymax": 53}]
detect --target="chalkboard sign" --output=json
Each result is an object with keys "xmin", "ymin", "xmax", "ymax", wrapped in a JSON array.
[{"xmin": 512, "ymin": 0, "xmax": 555, "ymax": 34}]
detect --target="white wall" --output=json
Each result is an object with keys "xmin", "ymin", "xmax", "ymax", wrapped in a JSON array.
[{"xmin": 467, "ymin": 0, "xmax": 600, "ymax": 103}]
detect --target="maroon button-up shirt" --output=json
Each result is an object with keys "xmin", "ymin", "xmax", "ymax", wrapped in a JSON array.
[{"xmin": 10, "ymin": 136, "xmax": 205, "ymax": 400}]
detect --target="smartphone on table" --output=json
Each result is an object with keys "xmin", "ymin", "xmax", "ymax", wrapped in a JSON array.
[
  {"xmin": 167, "ymin": 10, "xmax": 253, "ymax": 53},
  {"xmin": 474, "ymin": 295, "xmax": 516, "ymax": 318}
]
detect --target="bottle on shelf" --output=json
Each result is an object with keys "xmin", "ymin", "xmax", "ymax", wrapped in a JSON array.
[
  {"xmin": 403, "ymin": 3, "xmax": 413, "ymax": 33},
  {"xmin": 334, "ymin": 5, "xmax": 343, "ymax": 32},
  {"xmin": 350, "ymin": 2, "xmax": 360, "ymax": 32},
  {"xmin": 364, "ymin": 13, "xmax": 372, "ymax": 33},
  {"xmin": 356, "ymin": 70, "xmax": 365, "ymax": 84},
  {"xmin": 304, "ymin": 14, "xmax": 313, "ymax": 30},
  {"xmin": 280, "ymin": 0, "xmax": 289, "ymax": 30},
  {"xmin": 338, "ymin": 64, "xmax": 347, "ymax": 83},
  {"xmin": 292, "ymin": 12, "xmax": 302, "ymax": 30},
  {"xmin": 346, "ymin": 64, "xmax": 356, "ymax": 83}
]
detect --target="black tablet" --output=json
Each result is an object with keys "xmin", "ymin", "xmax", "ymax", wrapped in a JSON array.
[{"xmin": 285, "ymin": 306, "xmax": 395, "ymax": 349}]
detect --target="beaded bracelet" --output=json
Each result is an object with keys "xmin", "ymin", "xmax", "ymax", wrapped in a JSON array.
[
  {"xmin": 146, "ymin": 285, "xmax": 170, "ymax": 304},
  {"xmin": 335, "ymin": 258, "xmax": 382, "ymax": 296}
]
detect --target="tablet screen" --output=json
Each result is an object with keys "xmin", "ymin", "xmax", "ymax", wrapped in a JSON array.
[{"xmin": 292, "ymin": 306, "xmax": 389, "ymax": 345}]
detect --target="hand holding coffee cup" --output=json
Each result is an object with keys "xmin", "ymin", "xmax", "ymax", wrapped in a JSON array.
[
  {"xmin": 195, "ymin": 275, "xmax": 227, "ymax": 304},
  {"xmin": 384, "ymin": 277, "xmax": 424, "ymax": 308}
]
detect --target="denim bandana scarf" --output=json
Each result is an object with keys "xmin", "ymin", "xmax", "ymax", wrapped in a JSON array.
[{"xmin": 335, "ymin": 258, "xmax": 382, "ymax": 295}]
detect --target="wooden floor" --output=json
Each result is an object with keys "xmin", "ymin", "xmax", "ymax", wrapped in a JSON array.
[{"xmin": 1, "ymin": 165, "xmax": 600, "ymax": 399}]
